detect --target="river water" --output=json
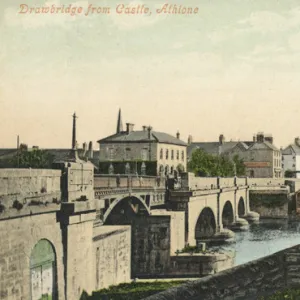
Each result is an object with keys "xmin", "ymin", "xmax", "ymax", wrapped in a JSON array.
[{"xmin": 213, "ymin": 219, "xmax": 300, "ymax": 266}]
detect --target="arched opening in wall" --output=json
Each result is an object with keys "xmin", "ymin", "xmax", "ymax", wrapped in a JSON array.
[
  {"xmin": 159, "ymin": 165, "xmax": 164, "ymax": 176},
  {"xmin": 165, "ymin": 165, "xmax": 169, "ymax": 176},
  {"xmin": 222, "ymin": 201, "xmax": 234, "ymax": 228},
  {"xmin": 195, "ymin": 207, "xmax": 216, "ymax": 241},
  {"xmin": 104, "ymin": 196, "xmax": 150, "ymax": 225},
  {"xmin": 238, "ymin": 197, "xmax": 246, "ymax": 217},
  {"xmin": 30, "ymin": 239, "xmax": 57, "ymax": 300}
]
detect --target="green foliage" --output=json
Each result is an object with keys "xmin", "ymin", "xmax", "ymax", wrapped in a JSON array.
[
  {"xmin": 10, "ymin": 149, "xmax": 55, "ymax": 169},
  {"xmin": 187, "ymin": 149, "xmax": 246, "ymax": 177},
  {"xmin": 260, "ymin": 288, "xmax": 300, "ymax": 299},
  {"xmin": 84, "ymin": 281, "xmax": 186, "ymax": 300},
  {"xmin": 285, "ymin": 169, "xmax": 295, "ymax": 178},
  {"xmin": 176, "ymin": 163, "xmax": 185, "ymax": 173}
]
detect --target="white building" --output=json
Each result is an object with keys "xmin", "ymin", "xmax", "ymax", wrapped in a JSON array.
[{"xmin": 282, "ymin": 138, "xmax": 300, "ymax": 178}]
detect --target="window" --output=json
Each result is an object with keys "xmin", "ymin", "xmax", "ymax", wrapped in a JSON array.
[
  {"xmin": 109, "ymin": 148, "xmax": 115, "ymax": 160},
  {"xmin": 171, "ymin": 150, "xmax": 174, "ymax": 160},
  {"xmin": 176, "ymin": 150, "xmax": 179, "ymax": 160},
  {"xmin": 181, "ymin": 150, "xmax": 184, "ymax": 161},
  {"xmin": 125, "ymin": 148, "xmax": 131, "ymax": 160},
  {"xmin": 166, "ymin": 149, "xmax": 169, "ymax": 160},
  {"xmin": 160, "ymin": 149, "xmax": 163, "ymax": 159},
  {"xmin": 141, "ymin": 148, "xmax": 148, "ymax": 161}
]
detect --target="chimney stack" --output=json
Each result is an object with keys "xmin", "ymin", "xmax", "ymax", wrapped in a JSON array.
[
  {"xmin": 219, "ymin": 134, "xmax": 225, "ymax": 145},
  {"xmin": 253, "ymin": 135, "xmax": 256, "ymax": 142},
  {"xmin": 147, "ymin": 126, "xmax": 152, "ymax": 139},
  {"xmin": 188, "ymin": 135, "xmax": 193, "ymax": 145},
  {"xmin": 265, "ymin": 135, "xmax": 273, "ymax": 144},
  {"xmin": 176, "ymin": 131, "xmax": 180, "ymax": 139},
  {"xmin": 83, "ymin": 142, "xmax": 87, "ymax": 152},
  {"xmin": 88, "ymin": 141, "xmax": 93, "ymax": 159},
  {"xmin": 126, "ymin": 123, "xmax": 134, "ymax": 134},
  {"xmin": 256, "ymin": 132, "xmax": 265, "ymax": 143},
  {"xmin": 142, "ymin": 126, "xmax": 147, "ymax": 131}
]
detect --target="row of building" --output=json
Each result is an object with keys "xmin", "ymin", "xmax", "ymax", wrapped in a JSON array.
[{"xmin": 0, "ymin": 109, "xmax": 299, "ymax": 178}]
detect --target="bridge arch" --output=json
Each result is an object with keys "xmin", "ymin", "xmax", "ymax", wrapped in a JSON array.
[
  {"xmin": 30, "ymin": 239, "xmax": 57, "ymax": 300},
  {"xmin": 103, "ymin": 195, "xmax": 151, "ymax": 225},
  {"xmin": 238, "ymin": 196, "xmax": 246, "ymax": 217},
  {"xmin": 222, "ymin": 201, "xmax": 234, "ymax": 227},
  {"xmin": 195, "ymin": 207, "xmax": 217, "ymax": 241}
]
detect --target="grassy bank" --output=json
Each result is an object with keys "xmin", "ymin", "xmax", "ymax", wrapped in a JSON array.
[
  {"xmin": 80, "ymin": 281, "xmax": 187, "ymax": 300},
  {"xmin": 260, "ymin": 288, "xmax": 300, "ymax": 300}
]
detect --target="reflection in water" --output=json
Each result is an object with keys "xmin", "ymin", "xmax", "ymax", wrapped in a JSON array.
[{"xmin": 211, "ymin": 219, "xmax": 300, "ymax": 266}]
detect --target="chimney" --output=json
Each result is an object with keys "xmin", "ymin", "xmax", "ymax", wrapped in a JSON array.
[
  {"xmin": 188, "ymin": 135, "xmax": 193, "ymax": 145},
  {"xmin": 219, "ymin": 134, "xmax": 225, "ymax": 145},
  {"xmin": 147, "ymin": 126, "xmax": 152, "ymax": 139},
  {"xmin": 88, "ymin": 141, "xmax": 93, "ymax": 159},
  {"xmin": 256, "ymin": 132, "xmax": 265, "ymax": 143},
  {"xmin": 142, "ymin": 126, "xmax": 147, "ymax": 131},
  {"xmin": 116, "ymin": 108, "xmax": 123, "ymax": 134},
  {"xmin": 295, "ymin": 137, "xmax": 300, "ymax": 147},
  {"xmin": 72, "ymin": 112, "xmax": 77, "ymax": 149},
  {"xmin": 265, "ymin": 135, "xmax": 273, "ymax": 144},
  {"xmin": 176, "ymin": 131, "xmax": 180, "ymax": 139},
  {"xmin": 126, "ymin": 123, "xmax": 134, "ymax": 134}
]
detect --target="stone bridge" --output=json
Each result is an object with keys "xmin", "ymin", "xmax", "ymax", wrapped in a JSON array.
[
  {"xmin": 93, "ymin": 174, "xmax": 166, "ymax": 225},
  {"xmin": 1, "ymin": 161, "xmax": 300, "ymax": 300}
]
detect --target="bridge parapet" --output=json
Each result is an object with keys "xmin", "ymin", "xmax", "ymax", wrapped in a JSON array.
[
  {"xmin": 94, "ymin": 174, "xmax": 160, "ymax": 189},
  {"xmin": 0, "ymin": 169, "xmax": 62, "ymax": 218}
]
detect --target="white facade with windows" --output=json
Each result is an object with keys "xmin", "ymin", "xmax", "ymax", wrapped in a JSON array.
[{"xmin": 282, "ymin": 138, "xmax": 300, "ymax": 178}]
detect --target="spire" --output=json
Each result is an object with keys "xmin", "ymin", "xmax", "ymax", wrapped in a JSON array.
[
  {"xmin": 72, "ymin": 112, "xmax": 77, "ymax": 149},
  {"xmin": 116, "ymin": 108, "xmax": 123, "ymax": 134}
]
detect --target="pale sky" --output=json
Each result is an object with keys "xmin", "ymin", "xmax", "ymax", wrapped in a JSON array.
[{"xmin": 1, "ymin": 0, "xmax": 300, "ymax": 149}]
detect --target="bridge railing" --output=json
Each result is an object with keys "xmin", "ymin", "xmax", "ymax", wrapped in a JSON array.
[
  {"xmin": 247, "ymin": 178, "xmax": 285, "ymax": 187},
  {"xmin": 219, "ymin": 177, "xmax": 235, "ymax": 188},
  {"xmin": 94, "ymin": 174, "xmax": 160, "ymax": 189}
]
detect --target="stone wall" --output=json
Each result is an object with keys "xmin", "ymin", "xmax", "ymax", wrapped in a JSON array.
[
  {"xmin": 0, "ymin": 212, "xmax": 65, "ymax": 300},
  {"xmin": 249, "ymin": 190, "xmax": 289, "ymax": 218},
  {"xmin": 151, "ymin": 210, "xmax": 185, "ymax": 255},
  {"xmin": 0, "ymin": 169, "xmax": 61, "ymax": 211},
  {"xmin": 132, "ymin": 216, "xmax": 171, "ymax": 278},
  {"xmin": 93, "ymin": 226, "xmax": 131, "ymax": 289},
  {"xmin": 142, "ymin": 244, "xmax": 300, "ymax": 300}
]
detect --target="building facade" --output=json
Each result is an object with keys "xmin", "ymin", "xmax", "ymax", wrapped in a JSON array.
[
  {"xmin": 97, "ymin": 110, "xmax": 187, "ymax": 176},
  {"xmin": 187, "ymin": 132, "xmax": 283, "ymax": 178},
  {"xmin": 282, "ymin": 138, "xmax": 300, "ymax": 178}
]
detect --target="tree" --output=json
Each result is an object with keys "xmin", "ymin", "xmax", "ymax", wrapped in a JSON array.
[
  {"xmin": 11, "ymin": 149, "xmax": 55, "ymax": 169},
  {"xmin": 285, "ymin": 169, "xmax": 295, "ymax": 178},
  {"xmin": 188, "ymin": 149, "xmax": 246, "ymax": 177}
]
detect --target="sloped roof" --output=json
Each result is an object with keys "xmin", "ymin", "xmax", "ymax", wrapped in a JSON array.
[
  {"xmin": 187, "ymin": 142, "xmax": 238, "ymax": 158},
  {"xmin": 282, "ymin": 144, "xmax": 300, "ymax": 155},
  {"xmin": 248, "ymin": 141, "xmax": 279, "ymax": 151},
  {"xmin": 97, "ymin": 130, "xmax": 187, "ymax": 146}
]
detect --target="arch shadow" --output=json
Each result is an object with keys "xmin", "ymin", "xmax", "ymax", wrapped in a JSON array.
[
  {"xmin": 195, "ymin": 207, "xmax": 217, "ymax": 241},
  {"xmin": 222, "ymin": 201, "xmax": 234, "ymax": 228},
  {"xmin": 103, "ymin": 195, "xmax": 150, "ymax": 225},
  {"xmin": 238, "ymin": 197, "xmax": 246, "ymax": 217}
]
